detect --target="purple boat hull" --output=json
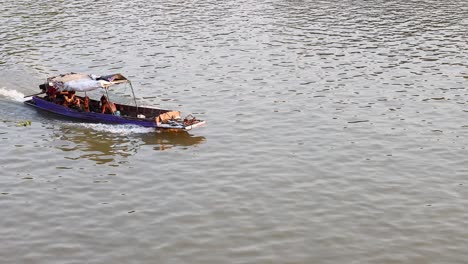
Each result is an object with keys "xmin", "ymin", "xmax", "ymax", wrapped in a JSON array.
[{"xmin": 25, "ymin": 96, "xmax": 158, "ymax": 127}]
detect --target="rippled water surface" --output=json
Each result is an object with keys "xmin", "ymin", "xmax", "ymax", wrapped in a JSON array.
[{"xmin": 1, "ymin": 0, "xmax": 468, "ymax": 263}]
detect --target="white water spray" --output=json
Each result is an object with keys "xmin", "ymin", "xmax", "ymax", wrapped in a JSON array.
[
  {"xmin": 0, "ymin": 87, "xmax": 26, "ymax": 102},
  {"xmin": 73, "ymin": 123, "xmax": 155, "ymax": 135}
]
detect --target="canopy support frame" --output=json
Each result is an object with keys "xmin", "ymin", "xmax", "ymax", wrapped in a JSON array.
[{"xmin": 129, "ymin": 81, "xmax": 139, "ymax": 114}]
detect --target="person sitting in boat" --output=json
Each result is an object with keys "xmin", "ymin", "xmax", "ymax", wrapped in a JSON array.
[
  {"xmin": 63, "ymin": 91, "xmax": 81, "ymax": 109},
  {"xmin": 100, "ymin": 95, "xmax": 120, "ymax": 116},
  {"xmin": 57, "ymin": 91, "xmax": 69, "ymax": 106},
  {"xmin": 45, "ymin": 84, "xmax": 57, "ymax": 102},
  {"xmin": 48, "ymin": 91, "xmax": 57, "ymax": 103},
  {"xmin": 83, "ymin": 96, "xmax": 90, "ymax": 112},
  {"xmin": 54, "ymin": 91, "xmax": 68, "ymax": 106}
]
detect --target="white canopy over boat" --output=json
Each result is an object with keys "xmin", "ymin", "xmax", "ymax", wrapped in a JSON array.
[{"xmin": 48, "ymin": 73, "xmax": 129, "ymax": 92}]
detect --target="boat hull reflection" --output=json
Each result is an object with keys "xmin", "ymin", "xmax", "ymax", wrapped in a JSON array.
[{"xmin": 54, "ymin": 124, "xmax": 205, "ymax": 164}]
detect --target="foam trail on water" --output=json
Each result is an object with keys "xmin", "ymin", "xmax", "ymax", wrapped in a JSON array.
[
  {"xmin": 73, "ymin": 123, "xmax": 155, "ymax": 135},
  {"xmin": 0, "ymin": 87, "xmax": 26, "ymax": 102}
]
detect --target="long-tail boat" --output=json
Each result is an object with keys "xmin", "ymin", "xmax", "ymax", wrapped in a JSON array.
[{"xmin": 24, "ymin": 73, "xmax": 205, "ymax": 130}]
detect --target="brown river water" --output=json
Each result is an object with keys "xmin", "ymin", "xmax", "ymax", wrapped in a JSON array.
[{"xmin": 1, "ymin": 0, "xmax": 467, "ymax": 263}]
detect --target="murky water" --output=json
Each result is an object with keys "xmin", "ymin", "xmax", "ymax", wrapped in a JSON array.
[{"xmin": 1, "ymin": 0, "xmax": 468, "ymax": 263}]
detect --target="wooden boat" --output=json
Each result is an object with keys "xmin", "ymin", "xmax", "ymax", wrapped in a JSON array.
[{"xmin": 24, "ymin": 73, "xmax": 205, "ymax": 130}]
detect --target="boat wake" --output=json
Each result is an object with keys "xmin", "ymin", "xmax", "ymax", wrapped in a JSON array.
[
  {"xmin": 0, "ymin": 87, "xmax": 26, "ymax": 102},
  {"xmin": 72, "ymin": 123, "xmax": 156, "ymax": 135}
]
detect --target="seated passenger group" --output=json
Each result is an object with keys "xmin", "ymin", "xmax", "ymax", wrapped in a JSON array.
[{"xmin": 46, "ymin": 87, "xmax": 119, "ymax": 115}]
